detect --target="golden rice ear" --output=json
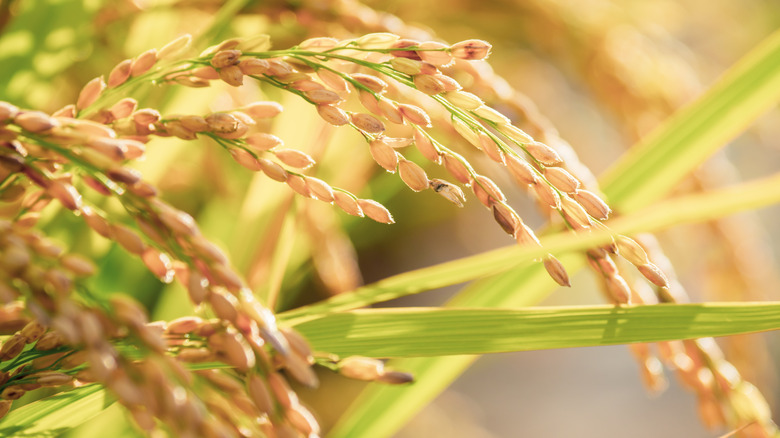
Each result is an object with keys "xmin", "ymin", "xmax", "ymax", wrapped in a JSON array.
[
  {"xmin": 242, "ymin": 101, "xmax": 283, "ymax": 119},
  {"xmin": 430, "ymin": 179, "xmax": 466, "ymax": 207},
  {"xmin": 217, "ymin": 65, "xmax": 244, "ymax": 87},
  {"xmin": 450, "ymin": 39, "xmax": 492, "ymax": 60},
  {"xmin": 351, "ymin": 73, "xmax": 389, "ymax": 93},
  {"xmin": 305, "ymin": 177, "xmax": 335, "ymax": 202},
  {"xmin": 397, "ymin": 103, "xmax": 431, "ymax": 127},
  {"xmin": 130, "ymin": 48, "xmax": 157, "ymax": 76},
  {"xmin": 441, "ymin": 153, "xmax": 471, "ymax": 184},
  {"xmin": 317, "ymin": 104, "xmax": 350, "ymax": 125},
  {"xmin": 351, "ymin": 112, "xmax": 386, "ymax": 133},
  {"xmin": 412, "ymin": 74, "xmax": 446, "ymax": 95},
  {"xmin": 238, "ymin": 58, "xmax": 270, "ymax": 75},
  {"xmin": 107, "ymin": 59, "xmax": 132, "ymax": 88},
  {"xmin": 574, "ymin": 189, "xmax": 611, "ymax": 220},
  {"xmin": 334, "ymin": 191, "xmax": 364, "ymax": 217},
  {"xmin": 210, "ymin": 50, "xmax": 241, "ymax": 69},
  {"xmin": 398, "ymin": 159, "xmax": 429, "ymax": 191},
  {"xmin": 338, "ymin": 356, "xmax": 385, "ymax": 380},
  {"xmin": 543, "ymin": 254, "xmax": 570, "ymax": 287},
  {"xmin": 544, "ymin": 167, "xmax": 580, "ymax": 194},
  {"xmin": 417, "ymin": 41, "xmax": 453, "ymax": 66},
  {"xmin": 637, "ymin": 263, "xmax": 670, "ymax": 289},
  {"xmin": 492, "ymin": 203, "xmax": 519, "ymax": 235},
  {"xmin": 286, "ymin": 174, "xmax": 312, "ymax": 198},
  {"xmin": 377, "ymin": 98, "xmax": 403, "ymax": 124},
  {"xmin": 390, "ymin": 57, "xmax": 423, "ymax": 75},
  {"xmin": 370, "ymin": 137, "xmax": 399, "ymax": 171},
  {"xmin": 272, "ymin": 149, "xmax": 315, "ymax": 169},
  {"xmin": 413, "ymin": 128, "xmax": 441, "ymax": 163},
  {"xmin": 76, "ymin": 77, "xmax": 106, "ymax": 110},
  {"xmin": 15, "ymin": 111, "xmax": 58, "ymax": 132},
  {"xmin": 357, "ymin": 199, "xmax": 394, "ymax": 224},
  {"xmin": 316, "ymin": 67, "xmax": 350, "ymax": 92},
  {"xmin": 525, "ymin": 141, "xmax": 563, "ymax": 165},
  {"xmin": 157, "ymin": 33, "xmax": 192, "ymax": 59}
]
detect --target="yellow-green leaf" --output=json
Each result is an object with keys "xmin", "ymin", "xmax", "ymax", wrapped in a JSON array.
[
  {"xmin": 601, "ymin": 28, "xmax": 780, "ymax": 212},
  {"xmin": 0, "ymin": 385, "xmax": 113, "ymax": 436},
  {"xmin": 296, "ymin": 303, "xmax": 780, "ymax": 357}
]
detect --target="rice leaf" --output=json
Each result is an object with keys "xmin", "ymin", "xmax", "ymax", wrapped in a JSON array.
[
  {"xmin": 295, "ymin": 303, "xmax": 780, "ymax": 357},
  {"xmin": 0, "ymin": 385, "xmax": 113, "ymax": 437},
  {"xmin": 601, "ymin": 29, "xmax": 780, "ymax": 212}
]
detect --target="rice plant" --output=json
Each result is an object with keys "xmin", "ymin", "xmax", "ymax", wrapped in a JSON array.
[{"xmin": 1, "ymin": 0, "xmax": 779, "ymax": 437}]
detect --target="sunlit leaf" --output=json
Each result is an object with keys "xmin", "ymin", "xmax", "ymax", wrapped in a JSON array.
[
  {"xmin": 601, "ymin": 29, "xmax": 780, "ymax": 212},
  {"xmin": 0, "ymin": 385, "xmax": 113, "ymax": 437},
  {"xmin": 296, "ymin": 303, "xmax": 780, "ymax": 357}
]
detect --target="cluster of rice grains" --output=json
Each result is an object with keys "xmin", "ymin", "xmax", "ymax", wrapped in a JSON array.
[
  {"xmin": 509, "ymin": 2, "xmax": 780, "ymax": 432},
  {"xmin": 0, "ymin": 35, "xmax": 419, "ymax": 438},
  {"xmin": 184, "ymin": 33, "xmax": 657, "ymax": 290},
  {"xmin": 448, "ymin": 37, "xmax": 778, "ymax": 438},
  {"xmin": 267, "ymin": 0, "xmax": 778, "ymax": 435},
  {"xmin": 457, "ymin": 58, "xmax": 779, "ymax": 437},
  {"xmin": 0, "ymin": 23, "xmax": 773, "ymax": 437},
  {"xmin": 329, "ymin": 1, "xmax": 780, "ymax": 434}
]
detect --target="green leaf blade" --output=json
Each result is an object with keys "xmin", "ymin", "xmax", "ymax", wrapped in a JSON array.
[
  {"xmin": 298, "ymin": 303, "xmax": 780, "ymax": 358},
  {"xmin": 0, "ymin": 385, "xmax": 114, "ymax": 437},
  {"xmin": 601, "ymin": 28, "xmax": 780, "ymax": 212}
]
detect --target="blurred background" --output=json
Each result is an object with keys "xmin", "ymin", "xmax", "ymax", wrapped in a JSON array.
[{"xmin": 2, "ymin": 0, "xmax": 780, "ymax": 436}]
